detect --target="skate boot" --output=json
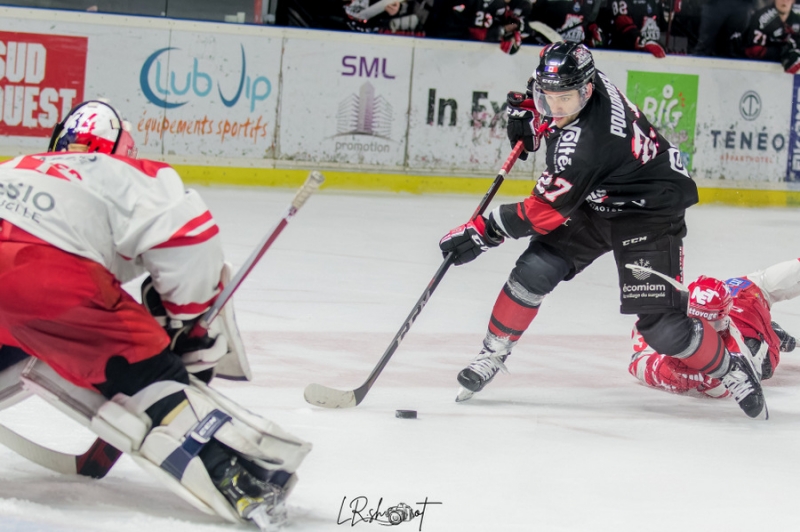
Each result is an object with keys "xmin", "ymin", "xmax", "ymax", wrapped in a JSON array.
[
  {"xmin": 214, "ymin": 456, "xmax": 292, "ymax": 531},
  {"xmin": 720, "ymin": 351, "xmax": 768, "ymax": 420},
  {"xmin": 772, "ymin": 321, "xmax": 796, "ymax": 353},
  {"xmin": 455, "ymin": 335, "xmax": 514, "ymax": 402}
]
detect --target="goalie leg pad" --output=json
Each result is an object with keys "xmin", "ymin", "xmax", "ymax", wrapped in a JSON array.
[
  {"xmin": 21, "ymin": 360, "xmax": 310, "ymax": 524},
  {"xmin": 117, "ymin": 377, "xmax": 311, "ymax": 522}
]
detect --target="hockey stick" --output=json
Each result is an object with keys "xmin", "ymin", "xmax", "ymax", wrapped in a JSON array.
[
  {"xmin": 0, "ymin": 171, "xmax": 325, "ymax": 478},
  {"xmin": 0, "ymin": 423, "xmax": 122, "ymax": 479},
  {"xmin": 346, "ymin": 0, "xmax": 407, "ymax": 22},
  {"xmin": 193, "ymin": 170, "xmax": 325, "ymax": 333},
  {"xmin": 528, "ymin": 21, "xmax": 563, "ymax": 44},
  {"xmin": 304, "ymin": 142, "xmax": 525, "ymax": 408}
]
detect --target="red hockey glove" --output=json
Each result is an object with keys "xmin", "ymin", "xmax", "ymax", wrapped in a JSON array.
[
  {"xmin": 500, "ymin": 30, "xmax": 522, "ymax": 55},
  {"xmin": 782, "ymin": 47, "xmax": 800, "ymax": 74},
  {"xmin": 636, "ymin": 38, "xmax": 666, "ymax": 58},
  {"xmin": 439, "ymin": 215, "xmax": 504, "ymax": 265},
  {"xmin": 506, "ymin": 91, "xmax": 544, "ymax": 160},
  {"xmin": 586, "ymin": 23, "xmax": 604, "ymax": 48}
]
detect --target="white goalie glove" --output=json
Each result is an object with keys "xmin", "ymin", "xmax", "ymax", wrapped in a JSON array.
[{"xmin": 141, "ymin": 262, "xmax": 251, "ymax": 381}]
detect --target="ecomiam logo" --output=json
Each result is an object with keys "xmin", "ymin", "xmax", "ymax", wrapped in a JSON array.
[{"xmin": 631, "ymin": 259, "xmax": 652, "ymax": 280}]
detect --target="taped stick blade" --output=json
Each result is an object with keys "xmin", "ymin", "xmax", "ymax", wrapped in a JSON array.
[{"xmin": 303, "ymin": 383, "xmax": 357, "ymax": 409}]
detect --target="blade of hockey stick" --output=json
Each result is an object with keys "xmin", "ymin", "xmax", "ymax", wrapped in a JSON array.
[
  {"xmin": 0, "ymin": 423, "xmax": 121, "ymax": 478},
  {"xmin": 0, "ymin": 172, "xmax": 325, "ymax": 478},
  {"xmin": 528, "ymin": 21, "xmax": 562, "ymax": 44},
  {"xmin": 304, "ymin": 142, "xmax": 525, "ymax": 408}
]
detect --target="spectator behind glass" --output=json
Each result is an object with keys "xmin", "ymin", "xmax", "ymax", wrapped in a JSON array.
[
  {"xmin": 692, "ymin": 0, "xmax": 755, "ymax": 56},
  {"xmin": 345, "ymin": 0, "xmax": 432, "ymax": 35},
  {"xmin": 743, "ymin": 0, "xmax": 800, "ymax": 72},
  {"xmin": 425, "ymin": 0, "xmax": 491, "ymax": 40},
  {"xmin": 595, "ymin": 0, "xmax": 668, "ymax": 57},
  {"xmin": 424, "ymin": 0, "xmax": 530, "ymax": 51}
]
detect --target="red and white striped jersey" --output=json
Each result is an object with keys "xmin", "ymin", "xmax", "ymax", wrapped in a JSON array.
[{"xmin": 0, "ymin": 152, "xmax": 223, "ymax": 320}]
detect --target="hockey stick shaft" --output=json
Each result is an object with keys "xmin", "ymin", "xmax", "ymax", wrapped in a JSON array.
[
  {"xmin": 348, "ymin": 0, "xmax": 407, "ymax": 22},
  {"xmin": 195, "ymin": 171, "xmax": 325, "ymax": 331},
  {"xmin": 304, "ymin": 142, "xmax": 525, "ymax": 408},
  {"xmin": 0, "ymin": 172, "xmax": 325, "ymax": 478}
]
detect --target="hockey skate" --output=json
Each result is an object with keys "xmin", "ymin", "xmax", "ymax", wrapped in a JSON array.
[
  {"xmin": 772, "ymin": 321, "xmax": 796, "ymax": 353},
  {"xmin": 455, "ymin": 336, "xmax": 513, "ymax": 402},
  {"xmin": 214, "ymin": 457, "xmax": 292, "ymax": 531},
  {"xmin": 720, "ymin": 351, "xmax": 767, "ymax": 420}
]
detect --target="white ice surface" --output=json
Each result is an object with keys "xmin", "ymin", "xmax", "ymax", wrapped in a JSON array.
[{"xmin": 0, "ymin": 186, "xmax": 799, "ymax": 532}]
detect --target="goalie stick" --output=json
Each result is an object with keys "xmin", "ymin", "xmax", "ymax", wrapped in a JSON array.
[
  {"xmin": 304, "ymin": 143, "xmax": 525, "ymax": 409},
  {"xmin": 0, "ymin": 171, "xmax": 325, "ymax": 477}
]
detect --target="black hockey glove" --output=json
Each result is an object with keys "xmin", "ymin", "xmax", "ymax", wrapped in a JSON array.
[
  {"xmin": 439, "ymin": 214, "xmax": 505, "ymax": 266},
  {"xmin": 781, "ymin": 46, "xmax": 800, "ymax": 74},
  {"xmin": 506, "ymin": 91, "xmax": 544, "ymax": 160}
]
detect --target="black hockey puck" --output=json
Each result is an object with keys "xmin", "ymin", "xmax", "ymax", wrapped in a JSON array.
[{"xmin": 395, "ymin": 410, "xmax": 417, "ymax": 419}]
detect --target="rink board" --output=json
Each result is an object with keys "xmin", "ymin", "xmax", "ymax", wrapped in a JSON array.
[{"xmin": 0, "ymin": 6, "xmax": 799, "ymax": 204}]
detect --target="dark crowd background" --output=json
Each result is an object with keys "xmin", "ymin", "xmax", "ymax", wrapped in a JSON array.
[{"xmin": 8, "ymin": 1, "xmax": 800, "ymax": 72}]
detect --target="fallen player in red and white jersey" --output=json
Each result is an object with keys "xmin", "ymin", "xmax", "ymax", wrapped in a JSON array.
[{"xmin": 629, "ymin": 258, "xmax": 800, "ymax": 398}]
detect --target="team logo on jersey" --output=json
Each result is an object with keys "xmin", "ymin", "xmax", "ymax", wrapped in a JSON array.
[
  {"xmin": 554, "ymin": 123, "xmax": 581, "ymax": 172},
  {"xmin": 587, "ymin": 189, "xmax": 607, "ymax": 203},
  {"xmin": 690, "ymin": 287, "xmax": 720, "ymax": 306},
  {"xmin": 631, "ymin": 259, "xmax": 652, "ymax": 280}
]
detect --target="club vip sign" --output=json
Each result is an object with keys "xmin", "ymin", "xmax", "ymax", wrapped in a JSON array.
[
  {"xmin": 137, "ymin": 34, "xmax": 280, "ymax": 158},
  {"xmin": 0, "ymin": 31, "xmax": 86, "ymax": 137}
]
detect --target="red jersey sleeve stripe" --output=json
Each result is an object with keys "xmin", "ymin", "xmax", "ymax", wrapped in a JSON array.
[
  {"xmin": 152, "ymin": 225, "xmax": 219, "ymax": 249},
  {"xmin": 162, "ymin": 298, "xmax": 215, "ymax": 316},
  {"xmin": 520, "ymin": 197, "xmax": 568, "ymax": 235},
  {"xmin": 152, "ymin": 211, "xmax": 219, "ymax": 249}
]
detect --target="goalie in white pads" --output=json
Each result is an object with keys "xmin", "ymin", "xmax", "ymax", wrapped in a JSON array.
[{"xmin": 0, "ymin": 100, "xmax": 311, "ymax": 530}]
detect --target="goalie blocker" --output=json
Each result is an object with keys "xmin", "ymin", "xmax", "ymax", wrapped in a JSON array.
[
  {"xmin": 142, "ymin": 262, "xmax": 251, "ymax": 382},
  {"xmin": 17, "ymin": 357, "xmax": 311, "ymax": 529}
]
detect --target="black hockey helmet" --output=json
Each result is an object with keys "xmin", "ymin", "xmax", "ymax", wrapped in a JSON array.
[{"xmin": 529, "ymin": 42, "xmax": 596, "ymax": 118}]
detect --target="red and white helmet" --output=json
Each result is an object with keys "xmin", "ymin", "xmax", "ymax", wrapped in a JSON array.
[
  {"xmin": 688, "ymin": 275, "xmax": 733, "ymax": 332},
  {"xmin": 48, "ymin": 100, "xmax": 137, "ymax": 158}
]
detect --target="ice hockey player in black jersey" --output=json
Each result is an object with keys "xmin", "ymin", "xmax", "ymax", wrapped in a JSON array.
[
  {"xmin": 439, "ymin": 42, "xmax": 767, "ymax": 419},
  {"xmin": 743, "ymin": 0, "xmax": 800, "ymax": 73}
]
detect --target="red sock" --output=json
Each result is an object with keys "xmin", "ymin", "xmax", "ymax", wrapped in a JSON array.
[
  {"xmin": 487, "ymin": 284, "xmax": 539, "ymax": 342},
  {"xmin": 681, "ymin": 319, "xmax": 728, "ymax": 376}
]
